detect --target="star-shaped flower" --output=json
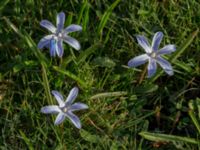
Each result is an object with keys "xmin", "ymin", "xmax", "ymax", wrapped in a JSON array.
[
  {"xmin": 41, "ymin": 87, "xmax": 88, "ymax": 129},
  {"xmin": 37, "ymin": 12, "xmax": 82, "ymax": 57},
  {"xmin": 128, "ymin": 31, "xmax": 176, "ymax": 78}
]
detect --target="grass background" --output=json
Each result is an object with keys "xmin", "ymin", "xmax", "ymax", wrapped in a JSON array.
[{"xmin": 0, "ymin": 0, "xmax": 200, "ymax": 149}]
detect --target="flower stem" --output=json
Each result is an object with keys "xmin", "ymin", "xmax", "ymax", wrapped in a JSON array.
[{"xmin": 138, "ymin": 64, "xmax": 147, "ymax": 84}]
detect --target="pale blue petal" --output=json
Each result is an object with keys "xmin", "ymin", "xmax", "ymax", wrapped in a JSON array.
[
  {"xmin": 128, "ymin": 54, "xmax": 149, "ymax": 67},
  {"xmin": 70, "ymin": 103, "xmax": 88, "ymax": 112},
  {"xmin": 65, "ymin": 112, "xmax": 81, "ymax": 129},
  {"xmin": 65, "ymin": 87, "xmax": 79, "ymax": 105},
  {"xmin": 41, "ymin": 105, "xmax": 60, "ymax": 114},
  {"xmin": 40, "ymin": 20, "xmax": 56, "ymax": 33},
  {"xmin": 57, "ymin": 12, "xmax": 65, "ymax": 32},
  {"xmin": 50, "ymin": 39, "xmax": 57, "ymax": 57},
  {"xmin": 37, "ymin": 35, "xmax": 53, "ymax": 49},
  {"xmin": 57, "ymin": 40, "xmax": 64, "ymax": 57},
  {"xmin": 147, "ymin": 58, "xmax": 157, "ymax": 78},
  {"xmin": 158, "ymin": 44, "xmax": 176, "ymax": 55},
  {"xmin": 151, "ymin": 32, "xmax": 163, "ymax": 51},
  {"xmin": 156, "ymin": 56, "xmax": 174, "ymax": 75},
  {"xmin": 64, "ymin": 24, "xmax": 82, "ymax": 34},
  {"xmin": 52, "ymin": 90, "xmax": 65, "ymax": 107},
  {"xmin": 54, "ymin": 113, "xmax": 65, "ymax": 125},
  {"xmin": 63, "ymin": 36, "xmax": 81, "ymax": 50},
  {"xmin": 136, "ymin": 35, "xmax": 151, "ymax": 53}
]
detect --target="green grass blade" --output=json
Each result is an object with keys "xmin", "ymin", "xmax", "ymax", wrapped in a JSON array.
[
  {"xmin": 53, "ymin": 66, "xmax": 87, "ymax": 88},
  {"xmin": 120, "ymin": 111, "xmax": 156, "ymax": 129},
  {"xmin": 19, "ymin": 130, "xmax": 34, "ymax": 150},
  {"xmin": 66, "ymin": 13, "xmax": 73, "ymax": 26},
  {"xmin": 80, "ymin": 129, "xmax": 100, "ymax": 143},
  {"xmin": 4, "ymin": 17, "xmax": 48, "ymax": 66},
  {"xmin": 77, "ymin": 0, "xmax": 88, "ymax": 24},
  {"xmin": 90, "ymin": 91, "xmax": 127, "ymax": 100},
  {"xmin": 188, "ymin": 100, "xmax": 200, "ymax": 134},
  {"xmin": 0, "ymin": 0, "xmax": 10, "ymax": 11},
  {"xmin": 97, "ymin": 0, "xmax": 121, "ymax": 36},
  {"xmin": 42, "ymin": 64, "xmax": 53, "ymax": 104},
  {"xmin": 23, "ymin": 32, "xmax": 48, "ymax": 66},
  {"xmin": 77, "ymin": 43, "xmax": 101, "ymax": 64},
  {"xmin": 139, "ymin": 132, "xmax": 199, "ymax": 145},
  {"xmin": 82, "ymin": 2, "xmax": 90, "ymax": 32},
  {"xmin": 171, "ymin": 29, "xmax": 199, "ymax": 63},
  {"xmin": 150, "ymin": 29, "xmax": 199, "ymax": 82},
  {"xmin": 189, "ymin": 110, "xmax": 200, "ymax": 134},
  {"xmin": 3, "ymin": 16, "xmax": 23, "ymax": 37}
]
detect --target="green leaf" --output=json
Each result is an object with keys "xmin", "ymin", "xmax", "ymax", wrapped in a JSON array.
[
  {"xmin": 77, "ymin": 0, "xmax": 90, "ymax": 32},
  {"xmin": 77, "ymin": 43, "xmax": 101, "ymax": 64},
  {"xmin": 188, "ymin": 99, "xmax": 200, "ymax": 134},
  {"xmin": 120, "ymin": 111, "xmax": 156, "ymax": 129},
  {"xmin": 90, "ymin": 91, "xmax": 127, "ymax": 100},
  {"xmin": 97, "ymin": 0, "xmax": 121, "ymax": 35},
  {"xmin": 174, "ymin": 60, "xmax": 193, "ymax": 73},
  {"xmin": 0, "ymin": 0, "xmax": 10, "ymax": 11},
  {"xmin": 42, "ymin": 64, "xmax": 53, "ymax": 104},
  {"xmin": 171, "ymin": 29, "xmax": 199, "ymax": 63},
  {"xmin": 82, "ymin": 2, "xmax": 90, "ymax": 32},
  {"xmin": 139, "ymin": 132, "xmax": 199, "ymax": 145},
  {"xmin": 93, "ymin": 57, "xmax": 116, "ymax": 68},
  {"xmin": 77, "ymin": 0, "xmax": 88, "ymax": 24},
  {"xmin": 135, "ymin": 84, "xmax": 158, "ymax": 93},
  {"xmin": 53, "ymin": 66, "xmax": 87, "ymax": 88},
  {"xmin": 19, "ymin": 130, "xmax": 34, "ymax": 150},
  {"xmin": 4, "ymin": 17, "xmax": 48, "ymax": 66},
  {"xmin": 80, "ymin": 129, "xmax": 100, "ymax": 143}
]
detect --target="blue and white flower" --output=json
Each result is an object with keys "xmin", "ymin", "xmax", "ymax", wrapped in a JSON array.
[
  {"xmin": 41, "ymin": 87, "xmax": 88, "ymax": 129},
  {"xmin": 128, "ymin": 31, "xmax": 176, "ymax": 78},
  {"xmin": 38, "ymin": 12, "xmax": 82, "ymax": 57}
]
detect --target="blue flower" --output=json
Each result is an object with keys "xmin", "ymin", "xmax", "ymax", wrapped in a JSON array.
[
  {"xmin": 128, "ymin": 32, "xmax": 176, "ymax": 78},
  {"xmin": 41, "ymin": 87, "xmax": 88, "ymax": 129},
  {"xmin": 37, "ymin": 12, "xmax": 82, "ymax": 57}
]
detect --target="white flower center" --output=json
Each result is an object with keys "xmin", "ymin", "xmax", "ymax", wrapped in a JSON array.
[
  {"xmin": 150, "ymin": 52, "xmax": 157, "ymax": 58},
  {"xmin": 58, "ymin": 32, "xmax": 62, "ymax": 38},
  {"xmin": 63, "ymin": 107, "xmax": 68, "ymax": 113}
]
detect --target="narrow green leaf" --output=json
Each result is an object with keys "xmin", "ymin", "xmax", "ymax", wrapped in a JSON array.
[
  {"xmin": 66, "ymin": 13, "xmax": 73, "ymax": 26},
  {"xmin": 135, "ymin": 84, "xmax": 158, "ymax": 93},
  {"xmin": 3, "ymin": 17, "xmax": 23, "ymax": 37},
  {"xmin": 19, "ymin": 130, "xmax": 34, "ymax": 150},
  {"xmin": 77, "ymin": 43, "xmax": 101, "ymax": 64},
  {"xmin": 139, "ymin": 132, "xmax": 199, "ymax": 145},
  {"xmin": 82, "ymin": 2, "xmax": 90, "ymax": 32},
  {"xmin": 188, "ymin": 99, "xmax": 200, "ymax": 134},
  {"xmin": 121, "ymin": 111, "xmax": 155, "ymax": 129},
  {"xmin": 174, "ymin": 60, "xmax": 193, "ymax": 73},
  {"xmin": 189, "ymin": 110, "xmax": 200, "ymax": 134},
  {"xmin": 90, "ymin": 91, "xmax": 127, "ymax": 100},
  {"xmin": 53, "ymin": 66, "xmax": 87, "ymax": 88},
  {"xmin": 23, "ymin": 32, "xmax": 48, "ymax": 66},
  {"xmin": 80, "ymin": 129, "xmax": 100, "ymax": 143},
  {"xmin": 77, "ymin": 0, "xmax": 88, "ymax": 24},
  {"xmin": 97, "ymin": 0, "xmax": 121, "ymax": 35},
  {"xmin": 93, "ymin": 57, "xmax": 116, "ymax": 68},
  {"xmin": 4, "ymin": 17, "xmax": 48, "ymax": 65},
  {"xmin": 0, "ymin": 0, "xmax": 10, "ymax": 11},
  {"xmin": 138, "ymin": 120, "xmax": 149, "ymax": 150},
  {"xmin": 42, "ymin": 64, "xmax": 53, "ymax": 104},
  {"xmin": 171, "ymin": 29, "xmax": 199, "ymax": 63}
]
